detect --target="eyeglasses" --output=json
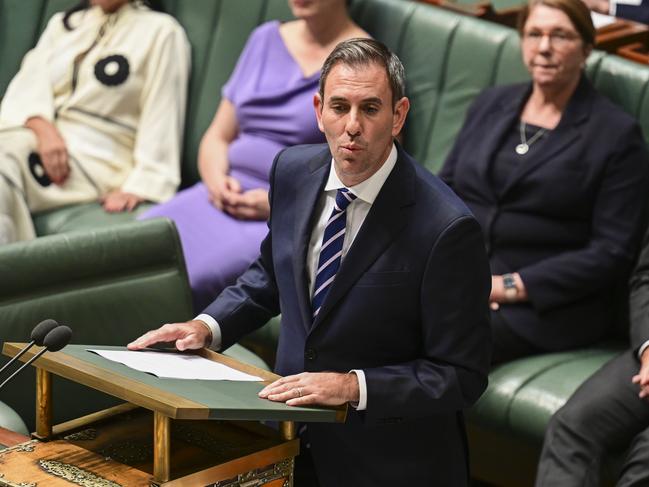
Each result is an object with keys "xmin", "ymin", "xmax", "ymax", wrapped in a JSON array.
[{"xmin": 522, "ymin": 29, "xmax": 580, "ymax": 48}]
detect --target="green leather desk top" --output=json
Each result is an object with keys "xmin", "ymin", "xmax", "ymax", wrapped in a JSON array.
[{"xmin": 3, "ymin": 343, "xmax": 345, "ymax": 424}]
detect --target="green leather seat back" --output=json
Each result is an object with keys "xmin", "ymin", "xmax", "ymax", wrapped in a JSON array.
[
  {"xmin": 395, "ymin": 4, "xmax": 464, "ymax": 174},
  {"xmin": 0, "ymin": 219, "xmax": 193, "ymax": 429},
  {"xmin": 591, "ymin": 54, "xmax": 649, "ymax": 140},
  {"xmin": 0, "ymin": 0, "xmax": 42, "ymax": 98},
  {"xmin": 422, "ymin": 15, "xmax": 523, "ymax": 172},
  {"xmin": 0, "ymin": 0, "xmax": 78, "ymax": 99}
]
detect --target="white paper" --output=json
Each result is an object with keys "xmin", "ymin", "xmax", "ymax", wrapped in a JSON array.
[
  {"xmin": 591, "ymin": 11, "xmax": 616, "ymax": 29},
  {"xmin": 88, "ymin": 349, "xmax": 263, "ymax": 381}
]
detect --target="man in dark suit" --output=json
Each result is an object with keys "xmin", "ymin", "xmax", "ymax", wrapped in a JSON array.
[
  {"xmin": 129, "ymin": 38, "xmax": 491, "ymax": 487},
  {"xmin": 535, "ymin": 226, "xmax": 649, "ymax": 487}
]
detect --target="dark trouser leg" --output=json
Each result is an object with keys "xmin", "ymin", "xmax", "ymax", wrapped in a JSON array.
[
  {"xmin": 294, "ymin": 428, "xmax": 320, "ymax": 487},
  {"xmin": 618, "ymin": 424, "xmax": 649, "ymax": 487},
  {"xmin": 490, "ymin": 310, "xmax": 542, "ymax": 365},
  {"xmin": 535, "ymin": 351, "xmax": 649, "ymax": 487}
]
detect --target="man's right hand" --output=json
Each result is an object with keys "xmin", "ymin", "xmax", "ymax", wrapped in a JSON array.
[
  {"xmin": 127, "ymin": 321, "xmax": 212, "ymax": 351},
  {"xmin": 632, "ymin": 347, "xmax": 649, "ymax": 399},
  {"xmin": 24, "ymin": 117, "xmax": 70, "ymax": 185}
]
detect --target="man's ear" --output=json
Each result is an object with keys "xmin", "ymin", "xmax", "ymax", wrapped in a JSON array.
[
  {"xmin": 391, "ymin": 97, "xmax": 410, "ymax": 137},
  {"xmin": 314, "ymin": 93, "xmax": 325, "ymax": 133}
]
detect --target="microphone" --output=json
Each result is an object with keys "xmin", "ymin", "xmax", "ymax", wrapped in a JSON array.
[
  {"xmin": 0, "ymin": 326, "xmax": 72, "ymax": 390},
  {"xmin": 0, "ymin": 319, "xmax": 60, "ymax": 376}
]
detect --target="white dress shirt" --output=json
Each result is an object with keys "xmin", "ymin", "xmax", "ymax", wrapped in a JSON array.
[{"xmin": 198, "ymin": 143, "xmax": 399, "ymax": 411}]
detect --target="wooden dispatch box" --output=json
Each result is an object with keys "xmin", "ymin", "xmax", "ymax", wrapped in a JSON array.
[{"xmin": 1, "ymin": 343, "xmax": 345, "ymax": 486}]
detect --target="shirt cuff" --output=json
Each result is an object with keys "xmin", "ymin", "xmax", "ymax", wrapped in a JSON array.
[
  {"xmin": 195, "ymin": 313, "xmax": 222, "ymax": 351},
  {"xmin": 609, "ymin": 0, "xmax": 617, "ymax": 16},
  {"xmin": 349, "ymin": 369, "xmax": 367, "ymax": 411},
  {"xmin": 638, "ymin": 340, "xmax": 649, "ymax": 360}
]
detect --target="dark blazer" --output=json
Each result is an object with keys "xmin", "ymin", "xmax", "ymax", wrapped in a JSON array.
[
  {"xmin": 615, "ymin": 0, "xmax": 649, "ymax": 24},
  {"xmin": 204, "ymin": 143, "xmax": 492, "ymax": 487},
  {"xmin": 440, "ymin": 76, "xmax": 649, "ymax": 351}
]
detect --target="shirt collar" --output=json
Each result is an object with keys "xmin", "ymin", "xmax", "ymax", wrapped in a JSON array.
[{"xmin": 324, "ymin": 143, "xmax": 398, "ymax": 204}]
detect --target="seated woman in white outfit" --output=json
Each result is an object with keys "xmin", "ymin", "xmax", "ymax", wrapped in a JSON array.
[{"xmin": 0, "ymin": 0, "xmax": 190, "ymax": 243}]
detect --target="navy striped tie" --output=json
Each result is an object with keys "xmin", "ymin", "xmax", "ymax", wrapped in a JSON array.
[{"xmin": 312, "ymin": 188, "xmax": 357, "ymax": 319}]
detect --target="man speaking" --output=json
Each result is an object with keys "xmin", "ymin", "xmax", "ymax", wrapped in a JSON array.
[{"xmin": 130, "ymin": 38, "xmax": 491, "ymax": 486}]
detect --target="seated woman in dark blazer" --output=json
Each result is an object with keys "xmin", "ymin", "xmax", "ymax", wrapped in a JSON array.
[{"xmin": 440, "ymin": 0, "xmax": 649, "ymax": 364}]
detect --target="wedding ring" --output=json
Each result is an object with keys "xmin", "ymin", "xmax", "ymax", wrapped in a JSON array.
[{"xmin": 295, "ymin": 387, "xmax": 303, "ymax": 398}]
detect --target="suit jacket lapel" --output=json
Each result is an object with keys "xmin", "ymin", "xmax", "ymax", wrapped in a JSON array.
[
  {"xmin": 501, "ymin": 76, "xmax": 592, "ymax": 197},
  {"xmin": 311, "ymin": 145, "xmax": 416, "ymax": 330},
  {"xmin": 293, "ymin": 149, "xmax": 330, "ymax": 331}
]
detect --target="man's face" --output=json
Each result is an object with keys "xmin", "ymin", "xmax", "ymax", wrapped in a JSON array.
[{"xmin": 314, "ymin": 62, "xmax": 409, "ymax": 187}]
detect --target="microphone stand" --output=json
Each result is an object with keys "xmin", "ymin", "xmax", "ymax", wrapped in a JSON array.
[
  {"xmin": 0, "ymin": 347, "xmax": 49, "ymax": 390},
  {"xmin": 0, "ymin": 340, "xmax": 36, "ymax": 376}
]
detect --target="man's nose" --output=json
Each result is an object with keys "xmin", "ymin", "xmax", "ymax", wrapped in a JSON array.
[{"xmin": 345, "ymin": 110, "xmax": 361, "ymax": 137}]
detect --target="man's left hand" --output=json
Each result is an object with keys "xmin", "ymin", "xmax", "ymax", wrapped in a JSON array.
[{"xmin": 259, "ymin": 372, "xmax": 359, "ymax": 407}]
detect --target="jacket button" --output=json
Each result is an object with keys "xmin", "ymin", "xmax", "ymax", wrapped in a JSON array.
[{"xmin": 304, "ymin": 348, "xmax": 317, "ymax": 361}]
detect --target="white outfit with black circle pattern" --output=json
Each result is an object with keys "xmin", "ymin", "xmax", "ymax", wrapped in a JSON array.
[{"xmin": 0, "ymin": 2, "xmax": 190, "ymax": 241}]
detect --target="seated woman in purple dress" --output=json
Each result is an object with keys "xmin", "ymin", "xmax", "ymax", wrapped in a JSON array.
[{"xmin": 141, "ymin": 0, "xmax": 367, "ymax": 311}]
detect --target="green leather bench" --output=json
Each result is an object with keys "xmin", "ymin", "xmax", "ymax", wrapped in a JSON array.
[
  {"xmin": 0, "ymin": 219, "xmax": 267, "ymax": 434},
  {"xmin": 2, "ymin": 0, "xmax": 649, "ymax": 484}
]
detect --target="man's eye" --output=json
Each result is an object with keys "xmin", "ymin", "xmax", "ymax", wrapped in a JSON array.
[
  {"xmin": 331, "ymin": 105, "xmax": 347, "ymax": 113},
  {"xmin": 551, "ymin": 31, "xmax": 569, "ymax": 40},
  {"xmin": 527, "ymin": 32, "xmax": 542, "ymax": 39},
  {"xmin": 364, "ymin": 106, "xmax": 379, "ymax": 114}
]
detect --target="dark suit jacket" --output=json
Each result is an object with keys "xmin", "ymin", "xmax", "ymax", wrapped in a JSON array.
[
  {"xmin": 440, "ymin": 76, "xmax": 649, "ymax": 351},
  {"xmin": 204, "ymin": 143, "xmax": 491, "ymax": 487},
  {"xmin": 615, "ymin": 0, "xmax": 649, "ymax": 24}
]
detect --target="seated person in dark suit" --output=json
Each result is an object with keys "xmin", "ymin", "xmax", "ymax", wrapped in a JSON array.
[
  {"xmin": 439, "ymin": 0, "xmax": 649, "ymax": 364},
  {"xmin": 535, "ymin": 226, "xmax": 649, "ymax": 487}
]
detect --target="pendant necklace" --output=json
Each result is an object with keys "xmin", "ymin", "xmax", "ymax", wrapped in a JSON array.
[{"xmin": 515, "ymin": 121, "xmax": 546, "ymax": 155}]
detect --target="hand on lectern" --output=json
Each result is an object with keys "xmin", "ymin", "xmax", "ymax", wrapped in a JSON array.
[
  {"xmin": 127, "ymin": 321, "xmax": 212, "ymax": 351},
  {"xmin": 259, "ymin": 372, "xmax": 360, "ymax": 407}
]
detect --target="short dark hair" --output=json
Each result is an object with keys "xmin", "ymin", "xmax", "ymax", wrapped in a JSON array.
[
  {"xmin": 517, "ymin": 0, "xmax": 595, "ymax": 47},
  {"xmin": 319, "ymin": 38, "xmax": 406, "ymax": 108}
]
